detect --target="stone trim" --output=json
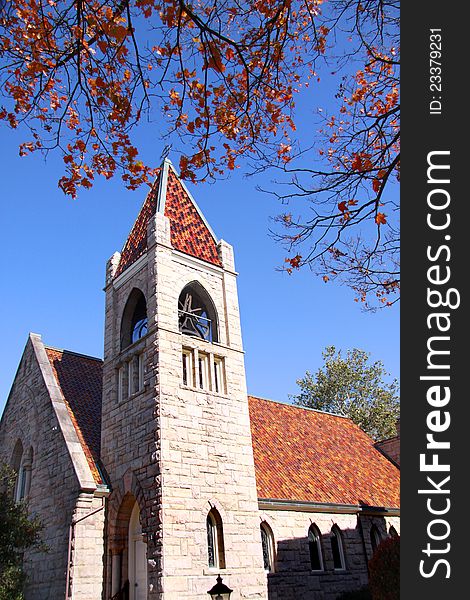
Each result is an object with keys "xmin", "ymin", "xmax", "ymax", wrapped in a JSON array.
[
  {"xmin": 171, "ymin": 248, "xmax": 226, "ymax": 275},
  {"xmin": 112, "ymin": 253, "xmax": 147, "ymax": 290},
  {"xmin": 29, "ymin": 333, "xmax": 97, "ymax": 492},
  {"xmin": 259, "ymin": 498, "xmax": 400, "ymax": 516},
  {"xmin": 156, "ymin": 158, "xmax": 170, "ymax": 214},
  {"xmin": 108, "ymin": 469, "xmax": 149, "ymax": 548}
]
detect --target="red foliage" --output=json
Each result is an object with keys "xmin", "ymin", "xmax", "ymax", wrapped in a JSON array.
[{"xmin": 368, "ymin": 535, "xmax": 400, "ymax": 600}]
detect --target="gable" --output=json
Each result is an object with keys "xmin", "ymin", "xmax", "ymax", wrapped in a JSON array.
[
  {"xmin": 248, "ymin": 395, "xmax": 400, "ymax": 509},
  {"xmin": 0, "ymin": 334, "xmax": 99, "ymax": 492}
]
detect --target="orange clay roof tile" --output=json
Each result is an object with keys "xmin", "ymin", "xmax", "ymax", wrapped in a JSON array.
[
  {"xmin": 163, "ymin": 167, "xmax": 221, "ymax": 266},
  {"xmin": 248, "ymin": 395, "xmax": 400, "ymax": 508},
  {"xmin": 115, "ymin": 164, "xmax": 221, "ymax": 277},
  {"xmin": 45, "ymin": 347, "xmax": 103, "ymax": 485}
]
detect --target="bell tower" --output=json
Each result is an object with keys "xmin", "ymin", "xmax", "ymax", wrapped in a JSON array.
[{"xmin": 101, "ymin": 159, "xmax": 267, "ymax": 599}]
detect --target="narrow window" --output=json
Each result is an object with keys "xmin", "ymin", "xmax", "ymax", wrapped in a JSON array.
[
  {"xmin": 213, "ymin": 360, "xmax": 219, "ymax": 392},
  {"xmin": 198, "ymin": 357, "xmax": 204, "ymax": 389},
  {"xmin": 370, "ymin": 525, "xmax": 382, "ymax": 553},
  {"xmin": 138, "ymin": 354, "xmax": 144, "ymax": 391},
  {"xmin": 11, "ymin": 442, "xmax": 32, "ymax": 502},
  {"xmin": 213, "ymin": 357, "xmax": 225, "ymax": 394},
  {"xmin": 331, "ymin": 526, "xmax": 346, "ymax": 570},
  {"xmin": 118, "ymin": 366, "xmax": 125, "ymax": 402},
  {"xmin": 260, "ymin": 522, "xmax": 275, "ymax": 572},
  {"xmin": 11, "ymin": 440, "xmax": 24, "ymax": 502},
  {"xmin": 206, "ymin": 509, "xmax": 225, "ymax": 569},
  {"xmin": 308, "ymin": 525, "xmax": 323, "ymax": 571},
  {"xmin": 198, "ymin": 353, "xmax": 209, "ymax": 390},
  {"xmin": 127, "ymin": 360, "xmax": 133, "ymax": 397},
  {"xmin": 182, "ymin": 349, "xmax": 193, "ymax": 387},
  {"xmin": 182, "ymin": 352, "xmax": 188, "ymax": 385},
  {"xmin": 18, "ymin": 466, "xmax": 27, "ymax": 500},
  {"xmin": 207, "ymin": 513, "xmax": 216, "ymax": 568}
]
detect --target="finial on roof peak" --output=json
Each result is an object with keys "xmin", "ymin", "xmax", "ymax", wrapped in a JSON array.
[{"xmin": 160, "ymin": 144, "xmax": 172, "ymax": 162}]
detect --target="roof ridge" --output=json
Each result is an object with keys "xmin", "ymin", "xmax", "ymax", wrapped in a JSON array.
[
  {"xmin": 44, "ymin": 345, "xmax": 103, "ymax": 363},
  {"xmin": 247, "ymin": 394, "xmax": 350, "ymax": 419}
]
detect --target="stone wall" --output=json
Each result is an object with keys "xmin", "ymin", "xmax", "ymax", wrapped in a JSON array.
[
  {"xmin": 101, "ymin": 211, "xmax": 268, "ymax": 599},
  {"xmin": 0, "ymin": 336, "xmax": 105, "ymax": 600},
  {"xmin": 70, "ymin": 493, "xmax": 107, "ymax": 600},
  {"xmin": 259, "ymin": 508, "xmax": 400, "ymax": 600}
]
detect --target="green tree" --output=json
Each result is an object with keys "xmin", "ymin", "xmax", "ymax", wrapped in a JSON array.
[
  {"xmin": 291, "ymin": 346, "xmax": 399, "ymax": 441},
  {"xmin": 0, "ymin": 465, "xmax": 43, "ymax": 600}
]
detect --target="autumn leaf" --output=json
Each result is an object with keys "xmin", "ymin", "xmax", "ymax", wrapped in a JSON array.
[
  {"xmin": 351, "ymin": 154, "xmax": 362, "ymax": 171},
  {"xmin": 375, "ymin": 212, "xmax": 387, "ymax": 225},
  {"xmin": 372, "ymin": 178, "xmax": 381, "ymax": 193},
  {"xmin": 286, "ymin": 254, "xmax": 302, "ymax": 269}
]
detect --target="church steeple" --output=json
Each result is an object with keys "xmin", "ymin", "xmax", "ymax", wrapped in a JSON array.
[
  {"xmin": 115, "ymin": 159, "xmax": 221, "ymax": 278},
  {"xmin": 100, "ymin": 160, "xmax": 267, "ymax": 599}
]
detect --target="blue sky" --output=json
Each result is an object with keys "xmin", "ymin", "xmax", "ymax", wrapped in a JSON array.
[
  {"xmin": 0, "ymin": 27, "xmax": 400, "ymax": 415},
  {"xmin": 0, "ymin": 119, "xmax": 399, "ymax": 416}
]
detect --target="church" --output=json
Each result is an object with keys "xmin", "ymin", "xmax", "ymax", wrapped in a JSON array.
[{"xmin": 0, "ymin": 159, "xmax": 400, "ymax": 600}]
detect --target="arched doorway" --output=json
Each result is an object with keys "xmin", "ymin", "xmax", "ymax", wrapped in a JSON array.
[{"xmin": 128, "ymin": 502, "xmax": 147, "ymax": 600}]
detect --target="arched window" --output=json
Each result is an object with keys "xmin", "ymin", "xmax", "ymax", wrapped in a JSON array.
[
  {"xmin": 389, "ymin": 525, "xmax": 399, "ymax": 538},
  {"xmin": 178, "ymin": 282, "xmax": 218, "ymax": 343},
  {"xmin": 206, "ymin": 508, "xmax": 225, "ymax": 569},
  {"xmin": 308, "ymin": 524, "xmax": 323, "ymax": 571},
  {"xmin": 120, "ymin": 289, "xmax": 148, "ymax": 350},
  {"xmin": 260, "ymin": 522, "xmax": 275, "ymax": 572},
  {"xmin": 11, "ymin": 441, "xmax": 32, "ymax": 502},
  {"xmin": 370, "ymin": 525, "xmax": 382, "ymax": 553},
  {"xmin": 11, "ymin": 439, "xmax": 23, "ymax": 501},
  {"xmin": 331, "ymin": 525, "xmax": 346, "ymax": 570}
]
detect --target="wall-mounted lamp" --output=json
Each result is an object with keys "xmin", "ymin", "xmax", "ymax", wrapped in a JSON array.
[{"xmin": 207, "ymin": 574, "xmax": 233, "ymax": 600}]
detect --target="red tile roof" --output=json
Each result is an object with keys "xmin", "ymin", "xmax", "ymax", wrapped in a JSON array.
[
  {"xmin": 115, "ymin": 173, "xmax": 160, "ymax": 277},
  {"xmin": 115, "ymin": 163, "xmax": 221, "ymax": 277},
  {"xmin": 45, "ymin": 348, "xmax": 104, "ymax": 485},
  {"xmin": 248, "ymin": 395, "xmax": 400, "ymax": 509},
  {"xmin": 164, "ymin": 168, "xmax": 221, "ymax": 266}
]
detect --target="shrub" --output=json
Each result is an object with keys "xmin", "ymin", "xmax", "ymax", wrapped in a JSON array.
[
  {"xmin": 368, "ymin": 535, "xmax": 400, "ymax": 600},
  {"xmin": 336, "ymin": 586, "xmax": 372, "ymax": 600},
  {"xmin": 0, "ymin": 565, "xmax": 25, "ymax": 600},
  {"xmin": 0, "ymin": 465, "xmax": 43, "ymax": 600}
]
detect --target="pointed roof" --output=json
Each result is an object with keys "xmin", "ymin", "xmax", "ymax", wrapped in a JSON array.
[{"xmin": 115, "ymin": 159, "xmax": 221, "ymax": 277}]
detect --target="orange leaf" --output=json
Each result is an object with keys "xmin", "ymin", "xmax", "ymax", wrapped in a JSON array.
[
  {"xmin": 372, "ymin": 178, "xmax": 381, "ymax": 193},
  {"xmin": 375, "ymin": 212, "xmax": 387, "ymax": 225},
  {"xmin": 351, "ymin": 154, "xmax": 362, "ymax": 171}
]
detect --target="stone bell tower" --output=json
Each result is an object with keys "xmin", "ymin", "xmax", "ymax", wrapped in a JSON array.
[{"xmin": 100, "ymin": 159, "xmax": 267, "ymax": 599}]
